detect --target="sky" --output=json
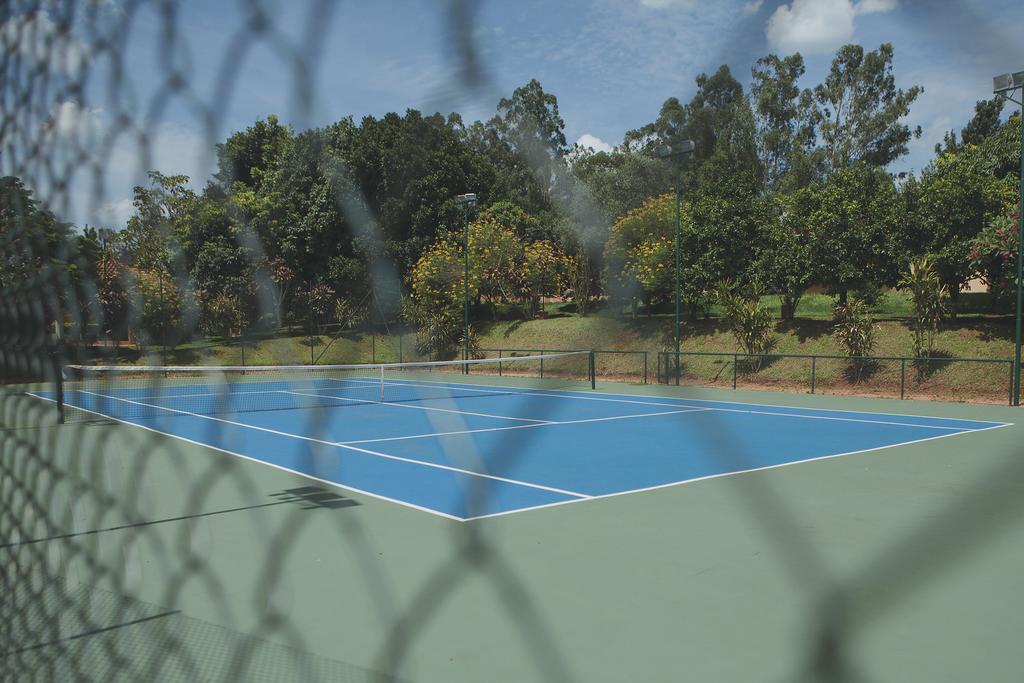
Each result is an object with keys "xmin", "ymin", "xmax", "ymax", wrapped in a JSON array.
[{"xmin": 4, "ymin": 0, "xmax": 1024, "ymax": 228}]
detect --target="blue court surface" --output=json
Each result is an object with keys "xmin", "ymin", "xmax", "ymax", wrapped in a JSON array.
[{"xmin": 34, "ymin": 375, "xmax": 1010, "ymax": 521}]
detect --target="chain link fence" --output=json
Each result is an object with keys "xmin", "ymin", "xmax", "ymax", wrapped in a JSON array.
[{"xmin": 2, "ymin": 1, "xmax": 1023, "ymax": 681}]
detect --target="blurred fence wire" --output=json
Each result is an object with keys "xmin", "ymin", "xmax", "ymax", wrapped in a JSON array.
[{"xmin": 1, "ymin": 1, "xmax": 1022, "ymax": 681}]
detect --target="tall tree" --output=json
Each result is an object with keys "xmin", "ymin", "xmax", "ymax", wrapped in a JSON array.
[
  {"xmin": 812, "ymin": 43, "xmax": 923, "ymax": 173},
  {"xmin": 215, "ymin": 115, "xmax": 293, "ymax": 190},
  {"xmin": 750, "ymin": 53, "xmax": 818, "ymax": 191},
  {"xmin": 807, "ymin": 164, "xmax": 906, "ymax": 301},
  {"xmin": 624, "ymin": 65, "xmax": 761, "ymax": 195},
  {"xmin": 936, "ymin": 98, "xmax": 1006, "ymax": 154}
]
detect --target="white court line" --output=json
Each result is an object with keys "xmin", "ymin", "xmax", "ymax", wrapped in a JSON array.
[
  {"xmin": 324, "ymin": 377, "xmax": 990, "ymax": 430},
  {"xmin": 26, "ymin": 392, "xmax": 463, "ymax": 522},
  {"xmin": 69, "ymin": 389, "xmax": 587, "ymax": 499},
  {"xmin": 337, "ymin": 407, "xmax": 710, "ymax": 445},
  {"xmin": 28, "ymin": 390, "xmax": 1014, "ymax": 522},
  {"xmin": 461, "ymin": 422, "xmax": 1014, "ymax": 522},
  {"xmin": 390, "ymin": 375, "xmax": 1013, "ymax": 427},
  {"xmin": 280, "ymin": 390, "xmax": 551, "ymax": 424}
]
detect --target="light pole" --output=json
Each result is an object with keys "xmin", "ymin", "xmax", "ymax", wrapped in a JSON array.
[
  {"xmin": 994, "ymin": 70, "xmax": 1024, "ymax": 405},
  {"xmin": 455, "ymin": 193, "xmax": 478, "ymax": 373},
  {"xmin": 657, "ymin": 140, "xmax": 696, "ymax": 385}
]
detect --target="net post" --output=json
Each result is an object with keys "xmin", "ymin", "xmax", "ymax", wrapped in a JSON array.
[{"xmin": 589, "ymin": 350, "xmax": 596, "ymax": 390}]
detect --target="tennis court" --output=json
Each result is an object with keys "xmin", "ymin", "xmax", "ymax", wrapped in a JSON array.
[{"xmin": 31, "ymin": 354, "xmax": 1010, "ymax": 521}]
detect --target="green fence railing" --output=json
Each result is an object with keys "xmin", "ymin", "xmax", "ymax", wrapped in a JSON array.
[
  {"xmin": 656, "ymin": 350, "xmax": 1014, "ymax": 404},
  {"xmin": 481, "ymin": 348, "xmax": 648, "ymax": 384}
]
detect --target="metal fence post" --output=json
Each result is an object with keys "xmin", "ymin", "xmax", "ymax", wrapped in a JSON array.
[
  {"xmin": 54, "ymin": 351, "xmax": 64, "ymax": 425},
  {"xmin": 811, "ymin": 356, "xmax": 816, "ymax": 394},
  {"xmin": 900, "ymin": 357, "xmax": 906, "ymax": 400},
  {"xmin": 498, "ymin": 349, "xmax": 502, "ymax": 376},
  {"xmin": 371, "ymin": 331, "xmax": 376, "ymax": 364},
  {"xmin": 1011, "ymin": 361, "xmax": 1016, "ymax": 406},
  {"xmin": 643, "ymin": 351, "xmax": 648, "ymax": 385},
  {"xmin": 590, "ymin": 350, "xmax": 596, "ymax": 390},
  {"xmin": 732, "ymin": 353, "xmax": 738, "ymax": 390},
  {"xmin": 399, "ymin": 332, "xmax": 403, "ymax": 363}
]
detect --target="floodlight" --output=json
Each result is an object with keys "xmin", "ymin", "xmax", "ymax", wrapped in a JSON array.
[{"xmin": 993, "ymin": 71, "xmax": 1024, "ymax": 95}]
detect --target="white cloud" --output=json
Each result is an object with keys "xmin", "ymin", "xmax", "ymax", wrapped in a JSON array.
[
  {"xmin": 576, "ymin": 133, "xmax": 613, "ymax": 153},
  {"xmin": 765, "ymin": 0, "xmax": 898, "ymax": 55},
  {"xmin": 743, "ymin": 1, "xmax": 764, "ymax": 16},
  {"xmin": 638, "ymin": 0, "xmax": 695, "ymax": 8},
  {"xmin": 44, "ymin": 100, "xmax": 103, "ymax": 144},
  {"xmin": 855, "ymin": 0, "xmax": 898, "ymax": 14},
  {"xmin": 95, "ymin": 198, "xmax": 135, "ymax": 228}
]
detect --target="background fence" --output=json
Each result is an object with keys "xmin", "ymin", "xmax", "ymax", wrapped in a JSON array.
[{"xmin": 657, "ymin": 351, "xmax": 1015, "ymax": 404}]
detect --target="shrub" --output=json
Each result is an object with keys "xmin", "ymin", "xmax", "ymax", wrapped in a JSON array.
[
  {"xmin": 717, "ymin": 280, "xmax": 774, "ymax": 370},
  {"xmin": 832, "ymin": 297, "xmax": 877, "ymax": 382},
  {"xmin": 899, "ymin": 256, "xmax": 949, "ymax": 359}
]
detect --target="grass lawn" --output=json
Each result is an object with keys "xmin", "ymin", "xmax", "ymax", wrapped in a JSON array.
[{"xmin": 75, "ymin": 291, "xmax": 1017, "ymax": 404}]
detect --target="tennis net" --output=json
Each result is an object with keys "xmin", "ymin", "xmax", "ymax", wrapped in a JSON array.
[{"xmin": 54, "ymin": 352, "xmax": 596, "ymax": 423}]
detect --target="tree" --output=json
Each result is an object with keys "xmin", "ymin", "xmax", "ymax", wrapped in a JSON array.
[
  {"xmin": 970, "ymin": 204, "xmax": 1020, "ymax": 306},
  {"xmin": 568, "ymin": 148, "xmax": 673, "ymax": 231},
  {"xmin": 915, "ymin": 138, "xmax": 1015, "ymax": 306},
  {"xmin": 811, "ymin": 43, "xmax": 923, "ymax": 173},
  {"xmin": 216, "ymin": 115, "xmax": 293, "ymax": 190},
  {"xmin": 750, "ymin": 53, "xmax": 819, "ymax": 192},
  {"xmin": 754, "ymin": 193, "xmax": 814, "ymax": 321},
  {"xmin": 936, "ymin": 98, "xmax": 1006, "ymax": 154},
  {"xmin": 625, "ymin": 65, "xmax": 762, "ymax": 195},
  {"xmin": 0, "ymin": 176, "xmax": 75, "ymax": 290},
  {"xmin": 806, "ymin": 164, "xmax": 905, "ymax": 301}
]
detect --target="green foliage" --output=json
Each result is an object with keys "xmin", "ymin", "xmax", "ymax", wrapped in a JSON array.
[
  {"xmin": 215, "ymin": 115, "xmax": 293, "ymax": 189},
  {"xmin": 805, "ymin": 164, "xmax": 906, "ymax": 297},
  {"xmin": 409, "ymin": 211, "xmax": 570, "ymax": 327},
  {"xmin": 604, "ymin": 187, "xmax": 758, "ymax": 318},
  {"xmin": 200, "ymin": 291, "xmax": 252, "ymax": 338},
  {"xmin": 0, "ymin": 176, "xmax": 76, "ymax": 292},
  {"xmin": 753, "ymin": 194, "xmax": 813, "ymax": 321},
  {"xmin": 970, "ymin": 204, "xmax": 1020, "ymax": 305},
  {"xmin": 899, "ymin": 256, "xmax": 949, "ymax": 359},
  {"xmin": 130, "ymin": 268, "xmax": 182, "ymax": 346},
  {"xmin": 401, "ymin": 296, "xmax": 463, "ymax": 359},
  {"xmin": 811, "ymin": 43, "xmax": 923, "ymax": 173},
  {"xmin": 750, "ymin": 53, "xmax": 817, "ymax": 191},
  {"xmin": 717, "ymin": 280, "xmax": 774, "ymax": 368},
  {"xmin": 565, "ymin": 248, "xmax": 597, "ymax": 316},
  {"xmin": 832, "ymin": 297, "xmax": 876, "ymax": 355},
  {"xmin": 913, "ymin": 138, "xmax": 1015, "ymax": 300}
]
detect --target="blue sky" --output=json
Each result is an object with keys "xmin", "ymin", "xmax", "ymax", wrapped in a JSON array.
[{"xmin": 5, "ymin": 0, "xmax": 1024, "ymax": 227}]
